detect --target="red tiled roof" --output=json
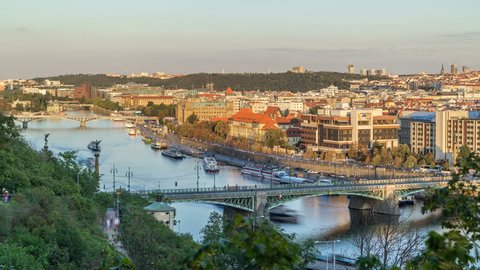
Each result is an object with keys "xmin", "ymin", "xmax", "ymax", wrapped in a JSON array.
[
  {"xmin": 225, "ymin": 87, "xmax": 234, "ymax": 95},
  {"xmin": 230, "ymin": 108, "xmax": 278, "ymax": 129},
  {"xmin": 210, "ymin": 117, "xmax": 228, "ymax": 123},
  {"xmin": 264, "ymin": 106, "xmax": 280, "ymax": 115}
]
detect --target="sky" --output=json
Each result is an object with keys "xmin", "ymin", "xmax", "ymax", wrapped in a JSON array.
[{"xmin": 1, "ymin": 0, "xmax": 480, "ymax": 79}]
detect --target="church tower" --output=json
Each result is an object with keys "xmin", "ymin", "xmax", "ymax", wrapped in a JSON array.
[{"xmin": 440, "ymin": 64, "xmax": 445, "ymax": 75}]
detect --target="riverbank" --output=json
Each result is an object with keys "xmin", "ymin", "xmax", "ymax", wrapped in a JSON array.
[{"xmin": 165, "ymin": 132, "xmax": 428, "ymax": 180}]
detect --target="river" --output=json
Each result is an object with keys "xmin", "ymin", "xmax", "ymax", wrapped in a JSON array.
[{"xmin": 20, "ymin": 116, "xmax": 442, "ymax": 256}]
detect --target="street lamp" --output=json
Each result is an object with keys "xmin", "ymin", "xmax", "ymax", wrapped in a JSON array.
[{"xmin": 314, "ymin": 240, "xmax": 341, "ymax": 270}]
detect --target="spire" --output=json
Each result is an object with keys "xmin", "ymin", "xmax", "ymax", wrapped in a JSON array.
[{"xmin": 440, "ymin": 64, "xmax": 445, "ymax": 75}]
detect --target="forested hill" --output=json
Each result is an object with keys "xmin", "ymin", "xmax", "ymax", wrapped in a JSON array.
[{"xmin": 33, "ymin": 72, "xmax": 365, "ymax": 91}]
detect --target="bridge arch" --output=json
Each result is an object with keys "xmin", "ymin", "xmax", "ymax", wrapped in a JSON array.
[{"xmin": 266, "ymin": 192, "xmax": 384, "ymax": 210}]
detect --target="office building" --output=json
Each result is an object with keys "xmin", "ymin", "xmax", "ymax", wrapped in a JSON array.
[
  {"xmin": 451, "ymin": 64, "xmax": 458, "ymax": 74},
  {"xmin": 300, "ymin": 109, "xmax": 399, "ymax": 153},
  {"xmin": 120, "ymin": 94, "xmax": 175, "ymax": 108},
  {"xmin": 347, "ymin": 64, "xmax": 355, "ymax": 74},
  {"xmin": 399, "ymin": 112, "xmax": 436, "ymax": 154},
  {"xmin": 400, "ymin": 110, "xmax": 480, "ymax": 164},
  {"xmin": 176, "ymin": 99, "xmax": 235, "ymax": 123}
]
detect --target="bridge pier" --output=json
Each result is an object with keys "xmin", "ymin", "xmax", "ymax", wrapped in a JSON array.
[
  {"xmin": 348, "ymin": 196, "xmax": 400, "ymax": 215},
  {"xmin": 79, "ymin": 119, "xmax": 87, "ymax": 128},
  {"xmin": 223, "ymin": 191, "xmax": 270, "ymax": 224},
  {"xmin": 22, "ymin": 121, "xmax": 29, "ymax": 129}
]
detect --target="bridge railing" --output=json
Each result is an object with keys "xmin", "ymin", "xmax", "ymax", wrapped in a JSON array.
[{"xmin": 151, "ymin": 176, "xmax": 452, "ymax": 194}]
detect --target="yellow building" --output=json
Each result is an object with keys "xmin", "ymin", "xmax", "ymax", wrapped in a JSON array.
[
  {"xmin": 176, "ymin": 99, "xmax": 235, "ymax": 123},
  {"xmin": 120, "ymin": 94, "xmax": 175, "ymax": 108},
  {"xmin": 229, "ymin": 108, "xmax": 278, "ymax": 142}
]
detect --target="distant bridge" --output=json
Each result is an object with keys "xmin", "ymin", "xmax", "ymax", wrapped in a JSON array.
[
  {"xmin": 11, "ymin": 114, "xmax": 158, "ymax": 128},
  {"xmin": 136, "ymin": 176, "xmax": 457, "ymax": 215}
]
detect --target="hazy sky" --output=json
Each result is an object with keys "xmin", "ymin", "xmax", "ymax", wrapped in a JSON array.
[{"xmin": 1, "ymin": 0, "xmax": 480, "ymax": 78}]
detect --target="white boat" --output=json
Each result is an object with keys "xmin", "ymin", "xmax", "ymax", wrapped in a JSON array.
[
  {"xmin": 203, "ymin": 157, "xmax": 219, "ymax": 172},
  {"xmin": 128, "ymin": 129, "xmax": 136, "ymax": 136},
  {"xmin": 124, "ymin": 122, "xmax": 135, "ymax": 128}
]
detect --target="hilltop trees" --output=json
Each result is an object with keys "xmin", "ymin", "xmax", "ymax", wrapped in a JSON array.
[{"xmin": 33, "ymin": 72, "xmax": 364, "ymax": 92}]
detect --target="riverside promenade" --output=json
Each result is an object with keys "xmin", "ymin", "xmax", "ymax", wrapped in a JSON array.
[{"xmin": 166, "ymin": 133, "xmax": 425, "ymax": 179}]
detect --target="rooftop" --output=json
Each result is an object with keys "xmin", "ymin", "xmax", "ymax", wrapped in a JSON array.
[{"xmin": 143, "ymin": 202, "xmax": 176, "ymax": 212}]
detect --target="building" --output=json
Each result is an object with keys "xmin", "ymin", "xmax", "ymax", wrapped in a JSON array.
[
  {"xmin": 462, "ymin": 66, "xmax": 471, "ymax": 73},
  {"xmin": 73, "ymin": 84, "xmax": 92, "ymax": 100},
  {"xmin": 46, "ymin": 101, "xmax": 64, "ymax": 113},
  {"xmin": 176, "ymin": 99, "xmax": 234, "ymax": 123},
  {"xmin": 360, "ymin": 69, "xmax": 368, "ymax": 76},
  {"xmin": 347, "ymin": 64, "xmax": 355, "ymax": 74},
  {"xmin": 300, "ymin": 109, "xmax": 399, "ymax": 153},
  {"xmin": 451, "ymin": 63, "xmax": 458, "ymax": 74},
  {"xmin": 367, "ymin": 69, "xmax": 376, "ymax": 76},
  {"xmin": 400, "ymin": 110, "xmax": 480, "ymax": 164},
  {"xmin": 376, "ymin": 69, "xmax": 387, "ymax": 76},
  {"xmin": 120, "ymin": 94, "xmax": 175, "ymax": 108},
  {"xmin": 435, "ymin": 110, "xmax": 480, "ymax": 163},
  {"xmin": 399, "ymin": 111, "xmax": 436, "ymax": 155},
  {"xmin": 229, "ymin": 108, "xmax": 278, "ymax": 142},
  {"xmin": 143, "ymin": 202, "xmax": 176, "ymax": 230},
  {"xmin": 290, "ymin": 66, "xmax": 305, "ymax": 73}
]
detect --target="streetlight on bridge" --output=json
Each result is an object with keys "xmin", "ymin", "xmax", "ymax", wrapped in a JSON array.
[{"xmin": 314, "ymin": 240, "xmax": 341, "ymax": 270}]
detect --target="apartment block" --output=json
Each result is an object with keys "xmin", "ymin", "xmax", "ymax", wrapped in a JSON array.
[
  {"xmin": 399, "ymin": 111, "xmax": 436, "ymax": 154},
  {"xmin": 400, "ymin": 110, "xmax": 480, "ymax": 164},
  {"xmin": 300, "ymin": 109, "xmax": 399, "ymax": 153}
]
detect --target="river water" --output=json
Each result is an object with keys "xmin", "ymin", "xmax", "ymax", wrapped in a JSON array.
[{"xmin": 21, "ymin": 117, "xmax": 442, "ymax": 255}]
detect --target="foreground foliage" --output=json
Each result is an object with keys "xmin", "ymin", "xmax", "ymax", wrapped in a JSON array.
[
  {"xmin": 0, "ymin": 114, "xmax": 126, "ymax": 269},
  {"xmin": 190, "ymin": 213, "xmax": 318, "ymax": 269}
]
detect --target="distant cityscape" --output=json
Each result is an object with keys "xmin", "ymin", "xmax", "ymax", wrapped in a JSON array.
[{"xmin": 1, "ymin": 64, "xmax": 480, "ymax": 167}]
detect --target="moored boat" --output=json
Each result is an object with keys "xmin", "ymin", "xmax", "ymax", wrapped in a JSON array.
[
  {"xmin": 124, "ymin": 122, "xmax": 135, "ymax": 128},
  {"xmin": 142, "ymin": 137, "xmax": 152, "ymax": 144},
  {"xmin": 128, "ymin": 129, "xmax": 136, "ymax": 136},
  {"xmin": 151, "ymin": 141, "xmax": 168, "ymax": 150},
  {"xmin": 203, "ymin": 157, "xmax": 219, "ymax": 172},
  {"xmin": 161, "ymin": 149, "xmax": 185, "ymax": 159}
]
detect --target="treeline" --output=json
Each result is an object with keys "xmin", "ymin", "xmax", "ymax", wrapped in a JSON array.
[
  {"xmin": 0, "ymin": 90, "xmax": 70, "ymax": 112},
  {"xmin": 141, "ymin": 102, "xmax": 176, "ymax": 119},
  {"xmin": 0, "ymin": 114, "xmax": 129, "ymax": 269},
  {"xmin": 33, "ymin": 72, "xmax": 364, "ymax": 92}
]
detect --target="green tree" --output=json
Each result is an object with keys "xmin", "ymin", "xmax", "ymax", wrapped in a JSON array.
[
  {"xmin": 263, "ymin": 128, "xmax": 287, "ymax": 149},
  {"xmin": 408, "ymin": 151, "xmax": 480, "ymax": 268},
  {"xmin": 355, "ymin": 255, "xmax": 382, "ymax": 270},
  {"xmin": 213, "ymin": 121, "xmax": 230, "ymax": 140},
  {"xmin": 0, "ymin": 115, "xmax": 19, "ymax": 144},
  {"xmin": 200, "ymin": 212, "xmax": 224, "ymax": 244},
  {"xmin": 187, "ymin": 113, "xmax": 199, "ymax": 124},
  {"xmin": 457, "ymin": 145, "xmax": 471, "ymax": 167},
  {"xmin": 403, "ymin": 155, "xmax": 417, "ymax": 168},
  {"xmin": 189, "ymin": 215, "xmax": 318, "ymax": 269}
]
